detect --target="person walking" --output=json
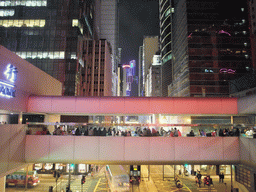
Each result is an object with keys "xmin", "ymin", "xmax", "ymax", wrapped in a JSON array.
[
  {"xmin": 220, "ymin": 173, "xmax": 224, "ymax": 183},
  {"xmin": 196, "ymin": 171, "xmax": 202, "ymax": 187}
]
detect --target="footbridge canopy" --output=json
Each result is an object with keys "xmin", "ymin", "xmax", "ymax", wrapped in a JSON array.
[{"xmin": 27, "ymin": 96, "xmax": 238, "ymax": 115}]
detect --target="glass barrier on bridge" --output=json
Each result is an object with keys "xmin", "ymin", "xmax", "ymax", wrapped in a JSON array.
[{"xmin": 25, "ymin": 122, "xmax": 256, "ymax": 138}]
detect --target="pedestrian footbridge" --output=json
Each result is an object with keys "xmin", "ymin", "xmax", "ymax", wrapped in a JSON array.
[
  {"xmin": 25, "ymin": 135, "xmax": 240, "ymax": 165},
  {"xmin": 1, "ymin": 124, "xmax": 256, "ymax": 177}
]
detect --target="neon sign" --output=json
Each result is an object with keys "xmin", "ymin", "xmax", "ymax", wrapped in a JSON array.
[
  {"xmin": 122, "ymin": 64, "xmax": 130, "ymax": 69},
  {"xmin": 218, "ymin": 30, "xmax": 231, "ymax": 36},
  {"xmin": 219, "ymin": 68, "xmax": 236, "ymax": 74},
  {"xmin": 4, "ymin": 64, "xmax": 18, "ymax": 82},
  {"xmin": 0, "ymin": 64, "xmax": 17, "ymax": 98}
]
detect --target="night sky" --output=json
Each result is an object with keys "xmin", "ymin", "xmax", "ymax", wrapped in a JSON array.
[{"xmin": 118, "ymin": 0, "xmax": 160, "ymax": 65}]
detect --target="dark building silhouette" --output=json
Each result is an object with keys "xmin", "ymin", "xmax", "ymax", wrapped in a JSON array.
[
  {"xmin": 0, "ymin": 0, "xmax": 95, "ymax": 96},
  {"xmin": 159, "ymin": 0, "xmax": 173, "ymax": 96},
  {"xmin": 162, "ymin": 0, "xmax": 253, "ymax": 97}
]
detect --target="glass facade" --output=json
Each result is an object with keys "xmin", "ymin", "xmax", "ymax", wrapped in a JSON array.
[
  {"xmin": 0, "ymin": 0, "xmax": 95, "ymax": 96},
  {"xmin": 0, "ymin": 0, "xmax": 47, "ymax": 7},
  {"xmin": 159, "ymin": 0, "xmax": 173, "ymax": 96},
  {"xmin": 170, "ymin": 0, "xmax": 252, "ymax": 97},
  {"xmin": 81, "ymin": 39, "xmax": 112, "ymax": 97}
]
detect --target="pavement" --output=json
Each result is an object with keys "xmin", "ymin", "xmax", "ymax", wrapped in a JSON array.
[{"xmin": 177, "ymin": 173, "xmax": 231, "ymax": 192}]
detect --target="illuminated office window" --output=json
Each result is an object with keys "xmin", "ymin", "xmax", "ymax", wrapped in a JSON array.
[
  {"xmin": 72, "ymin": 19, "xmax": 83, "ymax": 34},
  {"xmin": 72, "ymin": 19, "xmax": 78, "ymax": 27},
  {"xmin": 0, "ymin": 0, "xmax": 47, "ymax": 6},
  {"xmin": 0, "ymin": 9, "xmax": 15, "ymax": 17},
  {"xmin": 0, "ymin": 19, "xmax": 45, "ymax": 27},
  {"xmin": 71, "ymin": 53, "xmax": 77, "ymax": 59},
  {"xmin": 15, "ymin": 51, "xmax": 65, "ymax": 59}
]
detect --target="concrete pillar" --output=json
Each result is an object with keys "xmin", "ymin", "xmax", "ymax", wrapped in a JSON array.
[
  {"xmin": 44, "ymin": 114, "xmax": 61, "ymax": 133},
  {"xmin": 18, "ymin": 112, "xmax": 23, "ymax": 124},
  {"xmin": 0, "ymin": 176, "xmax": 6, "ymax": 192},
  {"xmin": 216, "ymin": 165, "xmax": 220, "ymax": 175},
  {"xmin": 154, "ymin": 114, "xmax": 160, "ymax": 126},
  {"xmin": 104, "ymin": 116, "xmax": 111, "ymax": 124},
  {"xmin": 191, "ymin": 165, "xmax": 195, "ymax": 175},
  {"xmin": 28, "ymin": 164, "xmax": 34, "ymax": 171}
]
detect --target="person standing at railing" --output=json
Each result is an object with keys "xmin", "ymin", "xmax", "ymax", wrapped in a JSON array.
[
  {"xmin": 88, "ymin": 128, "xmax": 94, "ymax": 136},
  {"xmin": 159, "ymin": 127, "xmax": 164, "ymax": 136},
  {"xmin": 107, "ymin": 127, "xmax": 112, "ymax": 136},
  {"xmin": 200, "ymin": 129, "xmax": 206, "ymax": 136},
  {"xmin": 112, "ymin": 128, "xmax": 116, "ymax": 136},
  {"xmin": 41, "ymin": 127, "xmax": 51, "ymax": 135},
  {"xmin": 211, "ymin": 129, "xmax": 217, "ymax": 137},
  {"xmin": 219, "ymin": 128, "xmax": 224, "ymax": 136},
  {"xmin": 101, "ymin": 127, "xmax": 106, "ymax": 136},
  {"xmin": 178, "ymin": 129, "xmax": 182, "ymax": 136},
  {"xmin": 189, "ymin": 130, "xmax": 195, "ymax": 137},
  {"xmin": 84, "ymin": 127, "xmax": 88, "ymax": 136},
  {"xmin": 75, "ymin": 127, "xmax": 81, "ymax": 136},
  {"xmin": 234, "ymin": 128, "xmax": 240, "ymax": 136},
  {"xmin": 174, "ymin": 128, "xmax": 179, "ymax": 137}
]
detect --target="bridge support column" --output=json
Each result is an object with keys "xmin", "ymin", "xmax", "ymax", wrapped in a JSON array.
[
  {"xmin": 216, "ymin": 165, "xmax": 220, "ymax": 175},
  {"xmin": 0, "ymin": 176, "xmax": 6, "ymax": 192},
  {"xmin": 45, "ymin": 114, "xmax": 61, "ymax": 133},
  {"xmin": 18, "ymin": 112, "xmax": 23, "ymax": 124},
  {"xmin": 148, "ymin": 165, "xmax": 150, "ymax": 181},
  {"xmin": 191, "ymin": 165, "xmax": 195, "ymax": 175}
]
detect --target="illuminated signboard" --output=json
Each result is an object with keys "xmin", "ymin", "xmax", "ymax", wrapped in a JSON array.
[
  {"xmin": 122, "ymin": 64, "xmax": 130, "ymax": 69},
  {"xmin": 0, "ymin": 64, "xmax": 17, "ymax": 98},
  {"xmin": 218, "ymin": 30, "xmax": 231, "ymax": 36},
  {"xmin": 219, "ymin": 68, "xmax": 236, "ymax": 74}
]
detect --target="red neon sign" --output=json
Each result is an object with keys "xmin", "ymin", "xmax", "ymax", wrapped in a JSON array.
[
  {"xmin": 219, "ymin": 68, "xmax": 236, "ymax": 74},
  {"xmin": 218, "ymin": 30, "xmax": 231, "ymax": 36}
]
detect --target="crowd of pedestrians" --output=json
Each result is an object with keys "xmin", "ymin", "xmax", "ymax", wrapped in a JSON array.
[
  {"xmin": 28, "ymin": 126, "xmax": 184, "ymax": 137},
  {"xmin": 26, "ymin": 124, "xmax": 255, "ymax": 138}
]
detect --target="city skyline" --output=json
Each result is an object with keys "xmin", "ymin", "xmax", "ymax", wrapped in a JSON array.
[{"xmin": 119, "ymin": 0, "xmax": 159, "ymax": 64}]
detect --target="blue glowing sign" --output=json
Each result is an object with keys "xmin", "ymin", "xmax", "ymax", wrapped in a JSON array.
[
  {"xmin": 4, "ymin": 64, "xmax": 18, "ymax": 82},
  {"xmin": 0, "ymin": 85, "xmax": 16, "ymax": 98},
  {"xmin": 0, "ymin": 64, "xmax": 17, "ymax": 98}
]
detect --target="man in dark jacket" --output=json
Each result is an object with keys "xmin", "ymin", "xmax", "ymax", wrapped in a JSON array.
[
  {"xmin": 197, "ymin": 171, "xmax": 202, "ymax": 181},
  {"xmin": 75, "ymin": 127, "xmax": 81, "ymax": 136}
]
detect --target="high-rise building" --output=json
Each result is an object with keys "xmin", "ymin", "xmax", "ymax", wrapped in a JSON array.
[
  {"xmin": 138, "ymin": 46, "xmax": 144, "ymax": 96},
  {"xmin": 159, "ymin": 0, "xmax": 173, "ymax": 96},
  {"xmin": 122, "ymin": 60, "xmax": 137, "ymax": 96},
  {"xmin": 0, "ymin": 0, "xmax": 95, "ymax": 96},
  {"xmin": 248, "ymin": 0, "xmax": 256, "ymax": 69},
  {"xmin": 80, "ymin": 39, "xmax": 112, "ymax": 97},
  {"xmin": 169, "ymin": 0, "xmax": 253, "ymax": 97},
  {"xmin": 142, "ymin": 36, "xmax": 159, "ymax": 96},
  {"xmin": 145, "ymin": 54, "xmax": 162, "ymax": 97},
  {"xmin": 117, "ymin": 48, "xmax": 122, "ymax": 96},
  {"xmin": 95, "ymin": 0, "xmax": 119, "ymax": 96}
]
